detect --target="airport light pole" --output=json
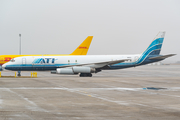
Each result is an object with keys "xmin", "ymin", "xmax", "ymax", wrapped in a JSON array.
[
  {"xmin": 18, "ymin": 34, "xmax": 21, "ymax": 76},
  {"xmin": 19, "ymin": 34, "xmax": 21, "ymax": 55}
]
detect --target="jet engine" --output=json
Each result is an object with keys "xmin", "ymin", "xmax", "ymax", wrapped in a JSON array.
[{"xmin": 53, "ymin": 66, "xmax": 96, "ymax": 75}]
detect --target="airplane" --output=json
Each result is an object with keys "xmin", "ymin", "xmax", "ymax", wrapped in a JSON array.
[
  {"xmin": 2, "ymin": 32, "xmax": 176, "ymax": 77},
  {"xmin": 0, "ymin": 36, "xmax": 93, "ymax": 76}
]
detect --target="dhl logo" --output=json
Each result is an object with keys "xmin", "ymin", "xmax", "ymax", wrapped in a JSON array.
[
  {"xmin": 0, "ymin": 57, "xmax": 14, "ymax": 62},
  {"xmin": 4, "ymin": 57, "xmax": 12, "ymax": 61},
  {"xmin": 78, "ymin": 47, "xmax": 88, "ymax": 49}
]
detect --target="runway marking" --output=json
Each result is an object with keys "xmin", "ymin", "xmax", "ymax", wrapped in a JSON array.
[
  {"xmin": 1, "ymin": 87, "xmax": 180, "ymax": 111},
  {"xmin": 0, "ymin": 99, "xmax": 3, "ymax": 108},
  {"xmin": 70, "ymin": 89, "xmax": 130, "ymax": 106},
  {"xmin": 0, "ymin": 87, "xmax": 180, "ymax": 91},
  {"xmin": 23, "ymin": 114, "xmax": 34, "ymax": 120},
  {"xmin": 0, "ymin": 87, "xmax": 140, "ymax": 91},
  {"xmin": 140, "ymin": 90, "xmax": 180, "ymax": 98},
  {"xmin": 39, "ymin": 85, "xmax": 131, "ymax": 106},
  {"xmin": 5, "ymin": 88, "xmax": 48, "ymax": 112}
]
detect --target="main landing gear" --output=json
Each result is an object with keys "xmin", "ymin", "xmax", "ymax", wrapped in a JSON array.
[
  {"xmin": 17, "ymin": 71, "xmax": 21, "ymax": 77},
  {"xmin": 79, "ymin": 73, "xmax": 92, "ymax": 77}
]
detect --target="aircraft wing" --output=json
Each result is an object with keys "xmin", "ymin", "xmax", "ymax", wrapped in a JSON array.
[
  {"xmin": 94, "ymin": 59, "xmax": 130, "ymax": 65},
  {"xmin": 58, "ymin": 59, "xmax": 130, "ymax": 69},
  {"xmin": 149, "ymin": 54, "xmax": 176, "ymax": 60}
]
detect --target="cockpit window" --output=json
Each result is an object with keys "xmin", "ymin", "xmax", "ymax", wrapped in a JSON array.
[{"xmin": 10, "ymin": 59, "xmax": 15, "ymax": 62}]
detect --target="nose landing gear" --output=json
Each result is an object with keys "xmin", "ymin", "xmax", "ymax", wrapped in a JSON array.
[
  {"xmin": 79, "ymin": 73, "xmax": 92, "ymax": 77},
  {"xmin": 17, "ymin": 71, "xmax": 21, "ymax": 77}
]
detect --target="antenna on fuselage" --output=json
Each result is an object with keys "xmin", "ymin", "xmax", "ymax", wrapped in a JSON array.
[{"xmin": 19, "ymin": 34, "xmax": 21, "ymax": 55}]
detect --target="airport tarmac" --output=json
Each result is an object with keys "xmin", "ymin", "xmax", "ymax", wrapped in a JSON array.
[{"xmin": 0, "ymin": 65, "xmax": 180, "ymax": 120}]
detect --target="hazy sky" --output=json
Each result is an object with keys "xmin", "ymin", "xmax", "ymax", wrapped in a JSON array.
[{"xmin": 0, "ymin": 0, "xmax": 179, "ymax": 62}]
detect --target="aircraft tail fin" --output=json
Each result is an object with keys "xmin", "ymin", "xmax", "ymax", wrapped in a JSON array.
[
  {"xmin": 136, "ymin": 31, "xmax": 166, "ymax": 64},
  {"xmin": 70, "ymin": 36, "xmax": 93, "ymax": 55},
  {"xmin": 144, "ymin": 31, "xmax": 166, "ymax": 55}
]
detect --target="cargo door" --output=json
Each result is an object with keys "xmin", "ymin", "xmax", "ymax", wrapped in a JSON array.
[{"xmin": 22, "ymin": 58, "xmax": 26, "ymax": 70}]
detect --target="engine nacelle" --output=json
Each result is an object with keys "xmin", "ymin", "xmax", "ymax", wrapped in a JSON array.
[
  {"xmin": 55, "ymin": 67, "xmax": 96, "ymax": 75},
  {"xmin": 73, "ymin": 66, "xmax": 95, "ymax": 74},
  {"xmin": 56, "ymin": 68, "xmax": 75, "ymax": 75}
]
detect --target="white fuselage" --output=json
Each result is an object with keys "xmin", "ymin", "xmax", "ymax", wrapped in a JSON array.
[{"xmin": 3, "ymin": 54, "xmax": 141, "ymax": 71}]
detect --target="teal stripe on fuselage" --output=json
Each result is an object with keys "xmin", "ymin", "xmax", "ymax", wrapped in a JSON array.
[
  {"xmin": 112, "ymin": 44, "xmax": 163, "ymax": 66},
  {"xmin": 147, "ymin": 38, "xmax": 163, "ymax": 49},
  {"xmin": 136, "ymin": 44, "xmax": 162, "ymax": 64},
  {"xmin": 139, "ymin": 38, "xmax": 164, "ymax": 58},
  {"xmin": 110, "ymin": 38, "xmax": 164, "ymax": 68},
  {"xmin": 5, "ymin": 63, "xmax": 79, "ymax": 71},
  {"xmin": 32, "ymin": 58, "xmax": 41, "ymax": 64}
]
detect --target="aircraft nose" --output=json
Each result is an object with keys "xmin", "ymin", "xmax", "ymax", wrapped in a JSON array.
[{"xmin": 2, "ymin": 64, "xmax": 6, "ymax": 69}]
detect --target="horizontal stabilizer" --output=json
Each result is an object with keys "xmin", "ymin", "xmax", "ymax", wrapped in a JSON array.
[{"xmin": 149, "ymin": 54, "xmax": 176, "ymax": 60}]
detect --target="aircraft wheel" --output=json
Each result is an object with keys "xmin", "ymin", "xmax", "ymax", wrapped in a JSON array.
[
  {"xmin": 79, "ymin": 73, "xmax": 92, "ymax": 77},
  {"xmin": 17, "ymin": 73, "xmax": 21, "ymax": 76},
  {"xmin": 17, "ymin": 71, "xmax": 21, "ymax": 76},
  {"xmin": 80, "ymin": 73, "xmax": 86, "ymax": 77},
  {"xmin": 88, "ymin": 73, "xmax": 92, "ymax": 77},
  {"xmin": 79, "ymin": 73, "xmax": 83, "ymax": 77}
]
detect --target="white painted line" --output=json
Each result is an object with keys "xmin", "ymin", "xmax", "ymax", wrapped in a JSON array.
[
  {"xmin": 0, "ymin": 87, "xmax": 180, "ymax": 91},
  {"xmin": 5, "ymin": 88, "xmax": 48, "ymax": 112}
]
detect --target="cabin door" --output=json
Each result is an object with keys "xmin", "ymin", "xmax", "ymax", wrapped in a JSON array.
[{"xmin": 22, "ymin": 58, "xmax": 26, "ymax": 70}]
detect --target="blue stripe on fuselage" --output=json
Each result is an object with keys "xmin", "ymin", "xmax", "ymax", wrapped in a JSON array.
[
  {"xmin": 136, "ymin": 44, "xmax": 162, "ymax": 65},
  {"xmin": 5, "ymin": 63, "xmax": 78, "ymax": 71},
  {"xmin": 109, "ymin": 38, "xmax": 164, "ymax": 69}
]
